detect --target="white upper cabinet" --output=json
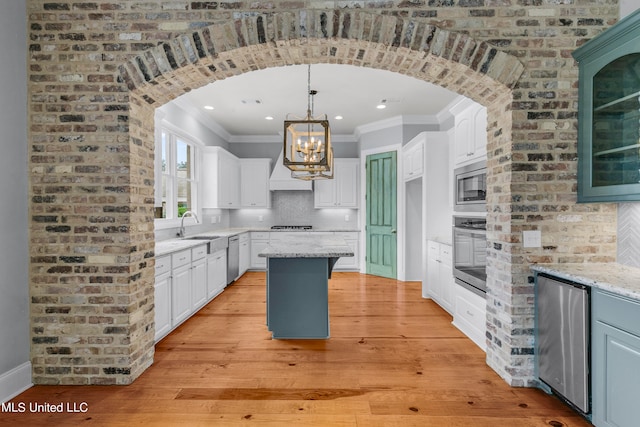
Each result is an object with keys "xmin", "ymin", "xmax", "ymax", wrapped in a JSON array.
[
  {"xmin": 202, "ymin": 147, "xmax": 240, "ymax": 209},
  {"xmin": 450, "ymin": 99, "xmax": 487, "ymax": 167},
  {"xmin": 403, "ymin": 135, "xmax": 424, "ymax": 182},
  {"xmin": 240, "ymin": 158, "xmax": 271, "ymax": 208},
  {"xmin": 314, "ymin": 158, "xmax": 359, "ymax": 208}
]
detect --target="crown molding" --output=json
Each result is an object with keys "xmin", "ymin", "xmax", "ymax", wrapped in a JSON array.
[
  {"xmin": 166, "ymin": 100, "xmax": 445, "ymax": 145},
  {"xmin": 353, "ymin": 114, "xmax": 442, "ymax": 138},
  {"xmin": 171, "ymin": 97, "xmax": 233, "ymax": 141}
]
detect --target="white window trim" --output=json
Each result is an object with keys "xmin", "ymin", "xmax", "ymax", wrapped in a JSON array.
[{"xmin": 154, "ymin": 117, "xmax": 205, "ymax": 230}]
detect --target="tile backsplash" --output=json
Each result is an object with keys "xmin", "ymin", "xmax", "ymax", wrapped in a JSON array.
[
  {"xmin": 230, "ymin": 191, "xmax": 359, "ymax": 229},
  {"xmin": 618, "ymin": 203, "xmax": 640, "ymax": 268}
]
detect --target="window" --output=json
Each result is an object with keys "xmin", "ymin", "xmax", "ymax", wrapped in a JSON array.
[{"xmin": 157, "ymin": 128, "xmax": 199, "ymax": 220}]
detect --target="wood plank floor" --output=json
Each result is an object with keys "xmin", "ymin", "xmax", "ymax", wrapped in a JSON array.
[{"xmin": 3, "ymin": 272, "xmax": 591, "ymax": 426}]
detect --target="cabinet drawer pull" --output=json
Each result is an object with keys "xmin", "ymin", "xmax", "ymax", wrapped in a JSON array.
[{"xmin": 466, "ymin": 310, "xmax": 474, "ymax": 317}]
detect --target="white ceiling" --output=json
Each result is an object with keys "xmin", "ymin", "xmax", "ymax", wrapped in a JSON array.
[{"xmin": 172, "ymin": 63, "xmax": 462, "ymax": 141}]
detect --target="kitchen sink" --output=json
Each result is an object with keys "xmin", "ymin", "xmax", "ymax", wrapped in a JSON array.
[{"xmin": 183, "ymin": 235, "xmax": 228, "ymax": 254}]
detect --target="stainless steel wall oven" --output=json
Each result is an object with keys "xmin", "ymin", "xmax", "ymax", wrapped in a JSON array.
[{"xmin": 452, "ymin": 216, "xmax": 487, "ymax": 297}]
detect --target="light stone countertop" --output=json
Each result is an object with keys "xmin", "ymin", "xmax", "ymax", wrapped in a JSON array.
[
  {"xmin": 259, "ymin": 235, "xmax": 354, "ymax": 258},
  {"xmin": 155, "ymin": 227, "xmax": 359, "ymax": 257},
  {"xmin": 531, "ymin": 263, "xmax": 640, "ymax": 301},
  {"xmin": 155, "ymin": 239, "xmax": 209, "ymax": 257},
  {"xmin": 154, "ymin": 228, "xmax": 252, "ymax": 257}
]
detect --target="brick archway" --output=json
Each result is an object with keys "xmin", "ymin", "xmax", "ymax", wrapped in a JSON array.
[{"xmin": 29, "ymin": 10, "xmax": 525, "ymax": 386}]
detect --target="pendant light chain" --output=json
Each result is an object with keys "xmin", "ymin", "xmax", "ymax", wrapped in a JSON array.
[{"xmin": 307, "ymin": 64, "xmax": 312, "ymax": 118}]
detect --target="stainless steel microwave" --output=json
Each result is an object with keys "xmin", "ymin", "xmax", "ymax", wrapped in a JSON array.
[{"xmin": 454, "ymin": 160, "xmax": 487, "ymax": 212}]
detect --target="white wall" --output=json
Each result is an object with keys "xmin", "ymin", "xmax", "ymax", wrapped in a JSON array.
[
  {"xmin": 620, "ymin": 2, "xmax": 637, "ymax": 18},
  {"xmin": 0, "ymin": 0, "xmax": 31, "ymax": 402}
]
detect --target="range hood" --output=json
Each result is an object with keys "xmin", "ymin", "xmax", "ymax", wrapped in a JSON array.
[{"xmin": 269, "ymin": 150, "xmax": 312, "ymax": 191}]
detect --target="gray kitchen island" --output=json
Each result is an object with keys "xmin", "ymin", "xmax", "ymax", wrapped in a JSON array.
[{"xmin": 259, "ymin": 235, "xmax": 354, "ymax": 339}]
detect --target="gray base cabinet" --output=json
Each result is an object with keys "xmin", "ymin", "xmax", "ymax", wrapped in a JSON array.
[
  {"xmin": 266, "ymin": 257, "xmax": 330, "ymax": 339},
  {"xmin": 592, "ymin": 289, "xmax": 640, "ymax": 427}
]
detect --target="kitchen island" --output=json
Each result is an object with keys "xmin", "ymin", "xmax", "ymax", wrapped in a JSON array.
[{"xmin": 259, "ymin": 235, "xmax": 354, "ymax": 339}]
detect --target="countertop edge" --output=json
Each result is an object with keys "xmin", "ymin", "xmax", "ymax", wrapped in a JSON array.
[
  {"xmin": 258, "ymin": 250, "xmax": 354, "ymax": 258},
  {"xmin": 531, "ymin": 263, "xmax": 640, "ymax": 302},
  {"xmin": 259, "ymin": 235, "xmax": 355, "ymax": 258}
]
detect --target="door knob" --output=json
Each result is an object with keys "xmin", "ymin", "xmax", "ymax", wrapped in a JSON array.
[{"xmin": 391, "ymin": 229, "xmax": 397, "ymax": 234}]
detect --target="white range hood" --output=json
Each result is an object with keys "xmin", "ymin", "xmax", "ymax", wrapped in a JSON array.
[{"xmin": 269, "ymin": 150, "xmax": 312, "ymax": 191}]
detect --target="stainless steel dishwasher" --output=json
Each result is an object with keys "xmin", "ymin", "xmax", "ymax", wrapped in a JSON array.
[
  {"xmin": 536, "ymin": 273, "xmax": 590, "ymax": 415},
  {"xmin": 227, "ymin": 235, "xmax": 240, "ymax": 284}
]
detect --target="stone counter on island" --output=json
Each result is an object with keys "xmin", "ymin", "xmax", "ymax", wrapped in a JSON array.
[{"xmin": 259, "ymin": 235, "xmax": 354, "ymax": 339}]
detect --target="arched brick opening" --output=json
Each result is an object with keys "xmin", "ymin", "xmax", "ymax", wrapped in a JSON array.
[{"xmin": 30, "ymin": 10, "xmax": 527, "ymax": 386}]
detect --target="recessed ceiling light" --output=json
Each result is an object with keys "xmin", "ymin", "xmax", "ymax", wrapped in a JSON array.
[
  {"xmin": 265, "ymin": 116, "xmax": 274, "ymax": 120},
  {"xmin": 334, "ymin": 115, "xmax": 343, "ymax": 120},
  {"xmin": 376, "ymin": 99, "xmax": 387, "ymax": 109},
  {"xmin": 204, "ymin": 105, "xmax": 214, "ymax": 110}
]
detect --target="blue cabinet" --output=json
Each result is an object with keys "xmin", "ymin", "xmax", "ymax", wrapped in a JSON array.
[
  {"xmin": 573, "ymin": 10, "xmax": 640, "ymax": 202},
  {"xmin": 592, "ymin": 289, "xmax": 640, "ymax": 427},
  {"xmin": 265, "ymin": 257, "xmax": 330, "ymax": 339}
]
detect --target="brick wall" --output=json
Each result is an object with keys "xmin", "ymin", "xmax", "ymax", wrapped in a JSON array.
[{"xmin": 27, "ymin": 1, "xmax": 619, "ymax": 386}]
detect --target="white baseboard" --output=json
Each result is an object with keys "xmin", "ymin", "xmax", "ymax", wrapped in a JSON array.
[{"xmin": 0, "ymin": 362, "xmax": 32, "ymax": 403}]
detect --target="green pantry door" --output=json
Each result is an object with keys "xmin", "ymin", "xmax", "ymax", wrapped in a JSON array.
[{"xmin": 366, "ymin": 151, "xmax": 397, "ymax": 279}]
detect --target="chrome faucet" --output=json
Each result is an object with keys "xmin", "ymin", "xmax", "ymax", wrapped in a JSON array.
[{"xmin": 177, "ymin": 210, "xmax": 199, "ymax": 237}]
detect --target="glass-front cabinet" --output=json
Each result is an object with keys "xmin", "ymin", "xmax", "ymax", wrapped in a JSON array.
[{"xmin": 573, "ymin": 10, "xmax": 640, "ymax": 202}]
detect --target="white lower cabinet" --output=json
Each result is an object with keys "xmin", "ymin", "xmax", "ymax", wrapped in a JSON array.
[
  {"xmin": 171, "ymin": 249, "xmax": 192, "ymax": 327},
  {"xmin": 452, "ymin": 284, "xmax": 487, "ymax": 351},
  {"xmin": 207, "ymin": 248, "xmax": 227, "ymax": 299},
  {"xmin": 250, "ymin": 231, "xmax": 269, "ymax": 269},
  {"xmin": 239, "ymin": 232, "xmax": 250, "ymax": 276},
  {"xmin": 333, "ymin": 232, "xmax": 360, "ymax": 271},
  {"xmin": 248, "ymin": 231, "xmax": 359, "ymax": 271},
  {"xmin": 426, "ymin": 240, "xmax": 454, "ymax": 314},
  {"xmin": 154, "ymin": 255, "xmax": 172, "ymax": 342},
  {"xmin": 191, "ymin": 245, "xmax": 208, "ymax": 310},
  {"xmin": 155, "ymin": 243, "xmax": 230, "ymax": 343}
]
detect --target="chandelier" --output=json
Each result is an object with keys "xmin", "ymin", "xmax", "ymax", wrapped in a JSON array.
[{"xmin": 283, "ymin": 65, "xmax": 333, "ymax": 180}]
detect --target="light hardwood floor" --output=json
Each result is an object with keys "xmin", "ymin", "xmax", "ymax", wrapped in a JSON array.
[{"xmin": 3, "ymin": 272, "xmax": 591, "ymax": 426}]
